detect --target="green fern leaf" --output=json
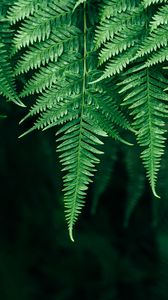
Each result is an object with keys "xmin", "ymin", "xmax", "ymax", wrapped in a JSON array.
[
  {"xmin": 134, "ymin": 3, "xmax": 168, "ymax": 67},
  {"xmin": 95, "ymin": 5, "xmax": 143, "ymax": 49},
  {"xmin": 94, "ymin": 2, "xmax": 146, "ymax": 83},
  {"xmin": 119, "ymin": 65, "xmax": 168, "ymax": 197},
  {"xmin": 7, "ymin": 0, "xmax": 51, "ymax": 24},
  {"xmin": 94, "ymin": 46, "xmax": 138, "ymax": 82},
  {"xmin": 12, "ymin": 0, "xmax": 74, "ymax": 52},
  {"xmin": 57, "ymin": 118, "xmax": 104, "ymax": 242},
  {"xmin": 0, "ymin": 14, "xmax": 24, "ymax": 106},
  {"xmin": 143, "ymin": 0, "xmax": 168, "ymax": 8},
  {"xmin": 99, "ymin": 0, "xmax": 139, "ymax": 20},
  {"xmin": 146, "ymin": 47, "xmax": 168, "ymax": 66},
  {"xmin": 136, "ymin": 26, "xmax": 168, "ymax": 58},
  {"xmin": 98, "ymin": 27, "xmax": 142, "ymax": 66},
  {"xmin": 150, "ymin": 4, "xmax": 168, "ymax": 30},
  {"xmin": 19, "ymin": 51, "xmax": 82, "ymax": 97},
  {"xmin": 73, "ymin": 0, "xmax": 87, "ymax": 11},
  {"xmin": 7, "ymin": 0, "xmax": 168, "ymax": 239},
  {"xmin": 14, "ymin": 25, "xmax": 81, "ymax": 76},
  {"xmin": 12, "ymin": 0, "xmax": 132, "ymax": 240}
]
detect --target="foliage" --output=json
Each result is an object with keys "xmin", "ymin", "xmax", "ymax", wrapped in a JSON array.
[
  {"xmin": 0, "ymin": 0, "xmax": 24, "ymax": 107},
  {"xmin": 1, "ymin": 0, "xmax": 168, "ymax": 240}
]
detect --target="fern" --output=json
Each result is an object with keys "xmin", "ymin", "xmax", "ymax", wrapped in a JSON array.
[
  {"xmin": 143, "ymin": 0, "xmax": 168, "ymax": 7},
  {"xmin": 150, "ymin": 4, "xmax": 168, "ymax": 30},
  {"xmin": 73, "ymin": 0, "xmax": 87, "ymax": 11},
  {"xmin": 94, "ymin": 0, "xmax": 144, "ymax": 82},
  {"xmin": 99, "ymin": 0, "xmax": 138, "ymax": 20},
  {"xmin": 136, "ymin": 3, "xmax": 168, "ymax": 67},
  {"xmin": 94, "ymin": 1, "xmax": 168, "ymax": 77},
  {"xmin": 95, "ymin": 5, "xmax": 144, "ymax": 50},
  {"xmin": 7, "ymin": 0, "xmax": 52, "ymax": 24},
  {"xmin": 119, "ymin": 65, "xmax": 168, "ymax": 197},
  {"xmin": 11, "ymin": 1, "xmax": 74, "ymax": 52},
  {"xmin": 8, "ymin": 0, "xmax": 131, "ymax": 240},
  {"xmin": 57, "ymin": 118, "xmax": 105, "ymax": 242},
  {"xmin": 0, "ymin": 3, "xmax": 24, "ymax": 106},
  {"xmin": 5, "ymin": 0, "xmax": 168, "ymax": 240},
  {"xmin": 93, "ymin": 0, "xmax": 168, "ymax": 199}
]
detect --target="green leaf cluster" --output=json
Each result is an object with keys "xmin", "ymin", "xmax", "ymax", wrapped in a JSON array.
[{"xmin": 2, "ymin": 0, "xmax": 168, "ymax": 240}]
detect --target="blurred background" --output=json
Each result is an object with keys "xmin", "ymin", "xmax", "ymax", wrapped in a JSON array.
[{"xmin": 0, "ymin": 98, "xmax": 168, "ymax": 300}]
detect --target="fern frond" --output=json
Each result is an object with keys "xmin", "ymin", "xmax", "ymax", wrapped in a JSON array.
[
  {"xmin": 85, "ymin": 107, "xmax": 132, "ymax": 146},
  {"xmin": 95, "ymin": 1, "xmax": 168, "ymax": 83},
  {"xmin": 94, "ymin": 2, "xmax": 146, "ymax": 83},
  {"xmin": 0, "ymin": 16, "xmax": 24, "ymax": 106},
  {"xmin": 14, "ymin": 26, "xmax": 81, "ymax": 75},
  {"xmin": 87, "ymin": 86, "xmax": 132, "ymax": 132},
  {"xmin": 146, "ymin": 47, "xmax": 168, "ymax": 67},
  {"xmin": 20, "ymin": 76, "xmax": 82, "ymax": 123},
  {"xmin": 19, "ymin": 52, "xmax": 82, "ymax": 97},
  {"xmin": 7, "ymin": 0, "xmax": 51, "ymax": 24},
  {"xmin": 150, "ymin": 4, "xmax": 168, "ymax": 30},
  {"xmin": 12, "ymin": 0, "xmax": 74, "ymax": 52},
  {"xmin": 73, "ymin": 0, "xmax": 87, "ymax": 11},
  {"xmin": 133, "ymin": 3, "xmax": 168, "ymax": 67},
  {"xmin": 99, "ymin": 0, "xmax": 139, "ymax": 20},
  {"xmin": 95, "ymin": 5, "xmax": 144, "ymax": 49},
  {"xmin": 57, "ymin": 118, "xmax": 104, "ymax": 242},
  {"xmin": 143, "ymin": 0, "xmax": 168, "ymax": 8},
  {"xmin": 8, "ymin": 0, "xmax": 168, "ymax": 239},
  {"xmin": 98, "ymin": 26, "xmax": 142, "ymax": 66},
  {"xmin": 136, "ymin": 26, "xmax": 168, "ymax": 58},
  {"xmin": 94, "ymin": 46, "xmax": 138, "ymax": 82},
  {"xmin": 14, "ymin": 42, "xmax": 63, "ymax": 75},
  {"xmin": 11, "ymin": 0, "xmax": 132, "ymax": 240},
  {"xmin": 119, "ymin": 65, "xmax": 168, "ymax": 197}
]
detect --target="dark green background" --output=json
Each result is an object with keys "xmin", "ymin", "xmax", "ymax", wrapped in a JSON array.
[{"xmin": 0, "ymin": 100, "xmax": 167, "ymax": 300}]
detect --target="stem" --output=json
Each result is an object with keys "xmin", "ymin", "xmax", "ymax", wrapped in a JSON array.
[
  {"xmin": 69, "ymin": 2, "xmax": 87, "ymax": 242},
  {"xmin": 83, "ymin": 1, "xmax": 87, "ymax": 98}
]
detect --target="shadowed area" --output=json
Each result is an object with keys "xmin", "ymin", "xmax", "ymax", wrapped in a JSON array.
[{"xmin": 0, "ymin": 101, "xmax": 167, "ymax": 300}]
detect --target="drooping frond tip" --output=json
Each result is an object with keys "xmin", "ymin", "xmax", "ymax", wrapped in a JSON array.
[
  {"xmin": 73, "ymin": 0, "xmax": 87, "ymax": 12},
  {"xmin": 152, "ymin": 184, "xmax": 161, "ymax": 199},
  {"xmin": 69, "ymin": 227, "xmax": 75, "ymax": 242}
]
